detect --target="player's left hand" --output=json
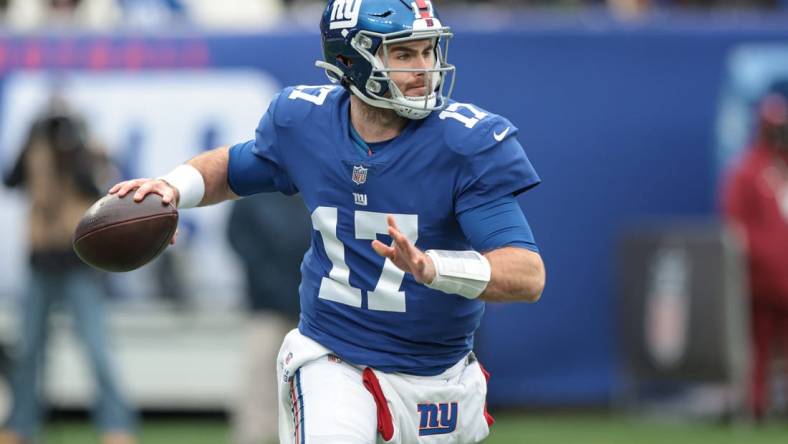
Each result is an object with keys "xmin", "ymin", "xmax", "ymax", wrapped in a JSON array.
[{"xmin": 371, "ymin": 215, "xmax": 437, "ymax": 285}]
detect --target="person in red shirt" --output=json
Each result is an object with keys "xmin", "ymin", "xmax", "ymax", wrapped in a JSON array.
[{"xmin": 722, "ymin": 86, "xmax": 788, "ymax": 420}]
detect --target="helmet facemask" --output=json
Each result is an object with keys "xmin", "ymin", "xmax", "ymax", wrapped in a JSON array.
[{"xmin": 352, "ymin": 27, "xmax": 455, "ymax": 120}]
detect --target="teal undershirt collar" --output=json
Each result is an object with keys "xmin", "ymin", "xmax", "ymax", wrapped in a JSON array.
[{"xmin": 349, "ymin": 123, "xmax": 395, "ymax": 157}]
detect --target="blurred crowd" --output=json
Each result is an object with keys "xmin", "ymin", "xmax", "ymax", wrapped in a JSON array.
[
  {"xmin": 0, "ymin": 0, "xmax": 788, "ymax": 30},
  {"xmin": 0, "ymin": 0, "xmax": 284, "ymax": 30}
]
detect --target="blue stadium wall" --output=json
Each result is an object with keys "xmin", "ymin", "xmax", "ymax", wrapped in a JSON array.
[{"xmin": 2, "ymin": 15, "xmax": 787, "ymax": 407}]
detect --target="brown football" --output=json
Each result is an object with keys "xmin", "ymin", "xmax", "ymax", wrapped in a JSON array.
[{"xmin": 73, "ymin": 193, "xmax": 178, "ymax": 272}]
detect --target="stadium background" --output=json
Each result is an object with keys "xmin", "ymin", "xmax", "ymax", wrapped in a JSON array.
[{"xmin": 0, "ymin": 0, "xmax": 787, "ymax": 443}]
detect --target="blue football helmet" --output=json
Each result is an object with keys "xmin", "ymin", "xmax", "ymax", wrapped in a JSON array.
[{"xmin": 316, "ymin": 0, "xmax": 455, "ymax": 120}]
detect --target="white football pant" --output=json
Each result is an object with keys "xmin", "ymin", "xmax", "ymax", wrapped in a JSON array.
[{"xmin": 276, "ymin": 329, "xmax": 492, "ymax": 444}]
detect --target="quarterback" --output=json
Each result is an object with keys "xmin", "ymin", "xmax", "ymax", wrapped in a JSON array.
[{"xmin": 111, "ymin": 0, "xmax": 545, "ymax": 442}]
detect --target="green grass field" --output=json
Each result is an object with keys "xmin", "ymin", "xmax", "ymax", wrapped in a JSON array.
[
  {"xmin": 488, "ymin": 414, "xmax": 787, "ymax": 444},
  {"xmin": 39, "ymin": 413, "xmax": 788, "ymax": 444}
]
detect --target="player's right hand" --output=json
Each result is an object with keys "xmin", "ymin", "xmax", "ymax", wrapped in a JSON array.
[
  {"xmin": 109, "ymin": 178, "xmax": 181, "ymax": 206},
  {"xmin": 109, "ymin": 178, "xmax": 181, "ymax": 246}
]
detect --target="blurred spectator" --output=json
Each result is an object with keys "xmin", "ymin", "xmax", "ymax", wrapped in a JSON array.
[
  {"xmin": 607, "ymin": 0, "xmax": 652, "ymax": 18},
  {"xmin": 605, "ymin": 0, "xmax": 788, "ymax": 18},
  {"xmin": 116, "ymin": 0, "xmax": 186, "ymax": 28},
  {"xmin": 675, "ymin": 0, "xmax": 779, "ymax": 7},
  {"xmin": 226, "ymin": 193, "xmax": 310, "ymax": 444},
  {"xmin": 2, "ymin": 0, "xmax": 788, "ymax": 30},
  {"xmin": 181, "ymin": 0, "xmax": 283, "ymax": 30},
  {"xmin": 721, "ymin": 83, "xmax": 788, "ymax": 421},
  {"xmin": 4, "ymin": 0, "xmax": 120, "ymax": 29},
  {"xmin": 0, "ymin": 96, "xmax": 136, "ymax": 444}
]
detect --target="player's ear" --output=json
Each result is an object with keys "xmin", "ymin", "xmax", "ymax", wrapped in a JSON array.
[{"xmin": 337, "ymin": 55, "xmax": 353, "ymax": 68}]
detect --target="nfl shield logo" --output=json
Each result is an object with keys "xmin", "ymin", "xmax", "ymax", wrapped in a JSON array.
[{"xmin": 352, "ymin": 165, "xmax": 368, "ymax": 185}]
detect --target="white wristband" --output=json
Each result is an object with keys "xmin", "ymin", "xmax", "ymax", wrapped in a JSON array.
[
  {"xmin": 159, "ymin": 164, "xmax": 205, "ymax": 209},
  {"xmin": 424, "ymin": 250, "xmax": 491, "ymax": 299}
]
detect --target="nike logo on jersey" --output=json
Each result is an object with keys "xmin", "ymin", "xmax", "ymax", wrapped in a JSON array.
[{"xmin": 493, "ymin": 127, "xmax": 510, "ymax": 142}]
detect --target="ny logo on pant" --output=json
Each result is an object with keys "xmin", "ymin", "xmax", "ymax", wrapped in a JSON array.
[{"xmin": 417, "ymin": 402, "xmax": 458, "ymax": 436}]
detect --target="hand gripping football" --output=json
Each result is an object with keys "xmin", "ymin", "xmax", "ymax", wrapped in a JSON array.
[{"xmin": 73, "ymin": 193, "xmax": 178, "ymax": 272}]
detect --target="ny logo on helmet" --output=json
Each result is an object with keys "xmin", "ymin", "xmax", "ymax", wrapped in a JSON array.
[{"xmin": 330, "ymin": 0, "xmax": 362, "ymax": 29}]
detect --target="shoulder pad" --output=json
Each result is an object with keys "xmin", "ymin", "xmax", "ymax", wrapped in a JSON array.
[
  {"xmin": 272, "ymin": 85, "xmax": 342, "ymax": 128},
  {"xmin": 436, "ymin": 102, "xmax": 519, "ymax": 156}
]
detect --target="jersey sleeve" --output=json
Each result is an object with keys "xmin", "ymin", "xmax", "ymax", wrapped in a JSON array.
[
  {"xmin": 457, "ymin": 195, "xmax": 539, "ymax": 253},
  {"xmin": 454, "ymin": 134, "xmax": 540, "ymax": 215},
  {"xmin": 227, "ymin": 92, "xmax": 298, "ymax": 196}
]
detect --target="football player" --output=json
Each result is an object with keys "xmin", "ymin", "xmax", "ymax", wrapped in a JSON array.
[{"xmin": 111, "ymin": 0, "xmax": 545, "ymax": 442}]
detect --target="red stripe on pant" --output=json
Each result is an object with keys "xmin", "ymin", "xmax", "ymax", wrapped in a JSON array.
[
  {"xmin": 478, "ymin": 362, "xmax": 495, "ymax": 427},
  {"xmin": 362, "ymin": 368, "xmax": 395, "ymax": 441}
]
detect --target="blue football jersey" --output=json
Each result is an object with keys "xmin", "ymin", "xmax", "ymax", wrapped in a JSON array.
[{"xmin": 228, "ymin": 85, "xmax": 540, "ymax": 376}]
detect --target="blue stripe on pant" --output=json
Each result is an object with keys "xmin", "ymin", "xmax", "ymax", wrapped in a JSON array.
[{"xmin": 296, "ymin": 368, "xmax": 305, "ymax": 444}]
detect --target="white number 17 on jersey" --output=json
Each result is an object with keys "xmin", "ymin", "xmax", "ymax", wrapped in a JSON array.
[{"xmin": 312, "ymin": 207, "xmax": 418, "ymax": 313}]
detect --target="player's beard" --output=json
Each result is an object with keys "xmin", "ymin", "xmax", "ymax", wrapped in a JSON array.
[{"xmin": 353, "ymin": 94, "xmax": 408, "ymax": 129}]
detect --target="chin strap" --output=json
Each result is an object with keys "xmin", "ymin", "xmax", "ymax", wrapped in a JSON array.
[{"xmin": 315, "ymin": 60, "xmax": 344, "ymax": 82}]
